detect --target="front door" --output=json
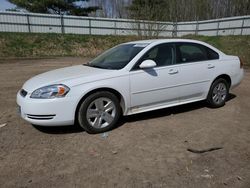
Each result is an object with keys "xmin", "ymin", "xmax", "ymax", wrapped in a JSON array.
[{"xmin": 129, "ymin": 43, "xmax": 181, "ymax": 111}]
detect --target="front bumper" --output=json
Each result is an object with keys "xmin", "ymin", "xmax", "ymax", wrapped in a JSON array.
[{"xmin": 16, "ymin": 91, "xmax": 76, "ymax": 126}]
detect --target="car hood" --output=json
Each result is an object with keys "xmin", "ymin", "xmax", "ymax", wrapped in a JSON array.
[{"xmin": 22, "ymin": 65, "xmax": 115, "ymax": 92}]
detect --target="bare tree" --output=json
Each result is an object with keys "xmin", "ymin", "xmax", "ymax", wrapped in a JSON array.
[
  {"xmin": 128, "ymin": 0, "xmax": 250, "ymax": 22},
  {"xmin": 128, "ymin": 0, "xmax": 169, "ymax": 38}
]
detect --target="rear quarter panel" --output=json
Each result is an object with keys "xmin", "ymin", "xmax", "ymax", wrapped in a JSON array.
[{"xmin": 213, "ymin": 55, "xmax": 243, "ymax": 89}]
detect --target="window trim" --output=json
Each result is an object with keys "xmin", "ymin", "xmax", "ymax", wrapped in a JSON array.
[{"xmin": 130, "ymin": 42, "xmax": 220, "ymax": 71}]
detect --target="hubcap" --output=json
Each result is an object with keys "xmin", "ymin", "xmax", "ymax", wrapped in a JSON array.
[
  {"xmin": 86, "ymin": 97, "xmax": 116, "ymax": 129},
  {"xmin": 212, "ymin": 82, "xmax": 227, "ymax": 104}
]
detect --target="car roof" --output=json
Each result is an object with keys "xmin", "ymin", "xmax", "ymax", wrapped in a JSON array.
[
  {"xmin": 125, "ymin": 38, "xmax": 225, "ymax": 55},
  {"xmin": 126, "ymin": 38, "xmax": 205, "ymax": 45}
]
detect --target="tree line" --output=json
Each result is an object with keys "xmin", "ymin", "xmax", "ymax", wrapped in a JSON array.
[
  {"xmin": 7, "ymin": 0, "xmax": 250, "ymax": 21},
  {"xmin": 8, "ymin": 0, "xmax": 99, "ymax": 16},
  {"xmin": 128, "ymin": 0, "xmax": 250, "ymax": 22}
]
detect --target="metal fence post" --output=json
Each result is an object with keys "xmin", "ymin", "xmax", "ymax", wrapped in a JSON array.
[
  {"xmin": 216, "ymin": 20, "xmax": 220, "ymax": 36},
  {"xmin": 172, "ymin": 22, "xmax": 175, "ymax": 37},
  {"xmin": 26, "ymin": 14, "xmax": 31, "ymax": 33},
  {"xmin": 61, "ymin": 14, "xmax": 64, "ymax": 34},
  {"xmin": 89, "ymin": 18, "xmax": 92, "ymax": 35},
  {"xmin": 195, "ymin": 21, "xmax": 199, "ymax": 35},
  {"xmin": 114, "ymin": 20, "xmax": 117, "ymax": 35},
  {"xmin": 172, "ymin": 22, "xmax": 178, "ymax": 37},
  {"xmin": 241, "ymin": 18, "xmax": 245, "ymax": 35}
]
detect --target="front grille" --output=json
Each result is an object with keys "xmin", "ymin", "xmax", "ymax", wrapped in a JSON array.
[
  {"xmin": 26, "ymin": 114, "xmax": 56, "ymax": 120},
  {"xmin": 20, "ymin": 89, "xmax": 28, "ymax": 97}
]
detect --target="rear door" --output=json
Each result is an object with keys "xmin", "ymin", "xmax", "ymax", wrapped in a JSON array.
[{"xmin": 174, "ymin": 42, "xmax": 219, "ymax": 102}]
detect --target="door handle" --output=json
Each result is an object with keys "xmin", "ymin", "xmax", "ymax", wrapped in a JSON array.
[
  {"xmin": 207, "ymin": 64, "xmax": 215, "ymax": 69},
  {"xmin": 168, "ymin": 69, "xmax": 178, "ymax": 75}
]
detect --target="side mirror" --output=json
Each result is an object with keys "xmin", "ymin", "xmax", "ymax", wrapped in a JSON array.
[{"xmin": 139, "ymin": 60, "xmax": 157, "ymax": 69}]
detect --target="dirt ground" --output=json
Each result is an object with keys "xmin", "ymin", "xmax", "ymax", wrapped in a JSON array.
[{"xmin": 0, "ymin": 57, "xmax": 249, "ymax": 188}]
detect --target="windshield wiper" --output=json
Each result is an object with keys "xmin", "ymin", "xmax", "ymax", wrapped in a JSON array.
[
  {"xmin": 83, "ymin": 63, "xmax": 105, "ymax": 69},
  {"xmin": 83, "ymin": 62, "xmax": 90, "ymax": 66}
]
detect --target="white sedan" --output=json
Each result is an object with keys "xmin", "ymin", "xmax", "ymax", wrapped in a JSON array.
[{"xmin": 17, "ymin": 39, "xmax": 244, "ymax": 133}]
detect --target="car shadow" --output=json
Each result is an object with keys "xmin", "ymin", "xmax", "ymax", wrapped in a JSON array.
[
  {"xmin": 33, "ymin": 93, "xmax": 236, "ymax": 134},
  {"xmin": 227, "ymin": 93, "xmax": 236, "ymax": 101},
  {"xmin": 117, "ymin": 101, "xmax": 206, "ymax": 127},
  {"xmin": 33, "ymin": 124, "xmax": 84, "ymax": 134},
  {"xmin": 116, "ymin": 93, "xmax": 236, "ymax": 129}
]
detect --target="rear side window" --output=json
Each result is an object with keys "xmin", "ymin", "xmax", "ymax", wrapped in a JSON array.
[
  {"xmin": 176, "ymin": 43, "xmax": 219, "ymax": 64},
  {"xmin": 206, "ymin": 47, "xmax": 219, "ymax": 60}
]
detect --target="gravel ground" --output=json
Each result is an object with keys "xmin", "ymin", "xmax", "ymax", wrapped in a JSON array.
[{"xmin": 0, "ymin": 57, "xmax": 249, "ymax": 188}]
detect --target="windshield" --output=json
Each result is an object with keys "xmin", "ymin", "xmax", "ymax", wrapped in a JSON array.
[{"xmin": 85, "ymin": 43, "xmax": 148, "ymax": 70}]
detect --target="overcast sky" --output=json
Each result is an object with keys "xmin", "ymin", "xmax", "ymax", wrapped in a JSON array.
[{"xmin": 0, "ymin": 0, "xmax": 15, "ymax": 11}]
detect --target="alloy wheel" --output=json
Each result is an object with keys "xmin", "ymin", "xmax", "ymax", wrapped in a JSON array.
[
  {"xmin": 212, "ymin": 82, "xmax": 227, "ymax": 104},
  {"xmin": 86, "ymin": 97, "xmax": 116, "ymax": 129}
]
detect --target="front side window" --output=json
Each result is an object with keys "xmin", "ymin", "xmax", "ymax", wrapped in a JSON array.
[
  {"xmin": 133, "ymin": 44, "xmax": 175, "ymax": 70},
  {"xmin": 86, "ymin": 43, "xmax": 148, "ymax": 70}
]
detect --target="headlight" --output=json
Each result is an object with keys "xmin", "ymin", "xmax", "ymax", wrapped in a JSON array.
[{"xmin": 30, "ymin": 84, "xmax": 70, "ymax": 99}]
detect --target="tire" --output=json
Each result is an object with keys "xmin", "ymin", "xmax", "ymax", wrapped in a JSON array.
[
  {"xmin": 78, "ymin": 91, "xmax": 121, "ymax": 134},
  {"xmin": 207, "ymin": 78, "xmax": 229, "ymax": 108}
]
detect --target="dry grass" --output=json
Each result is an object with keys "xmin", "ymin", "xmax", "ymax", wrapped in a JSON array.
[{"xmin": 0, "ymin": 32, "xmax": 249, "ymax": 65}]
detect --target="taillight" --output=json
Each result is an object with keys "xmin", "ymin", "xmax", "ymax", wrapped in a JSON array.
[{"xmin": 239, "ymin": 57, "xmax": 244, "ymax": 69}]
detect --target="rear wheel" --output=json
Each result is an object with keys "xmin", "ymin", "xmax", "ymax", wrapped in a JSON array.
[
  {"xmin": 78, "ymin": 91, "xmax": 121, "ymax": 134},
  {"xmin": 207, "ymin": 78, "xmax": 229, "ymax": 108}
]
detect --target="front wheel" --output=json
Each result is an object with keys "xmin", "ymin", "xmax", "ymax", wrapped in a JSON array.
[
  {"xmin": 207, "ymin": 78, "xmax": 229, "ymax": 108},
  {"xmin": 78, "ymin": 91, "xmax": 121, "ymax": 134}
]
